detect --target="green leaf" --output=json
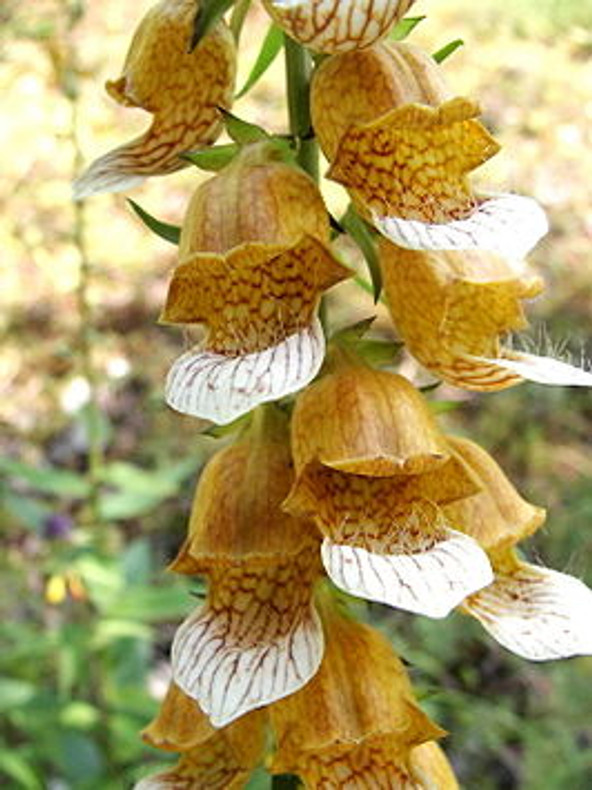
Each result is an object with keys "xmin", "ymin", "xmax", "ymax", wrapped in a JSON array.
[
  {"xmin": 127, "ymin": 199, "xmax": 180, "ymax": 245},
  {"xmin": 203, "ymin": 411, "xmax": 252, "ymax": 438},
  {"xmin": 121, "ymin": 538, "xmax": 153, "ymax": 585},
  {"xmin": 221, "ymin": 108, "xmax": 270, "ymax": 144},
  {"xmin": 246, "ymin": 767, "xmax": 272, "ymax": 789},
  {"xmin": 433, "ymin": 39, "xmax": 464, "ymax": 64},
  {"xmin": 58, "ymin": 701, "xmax": 101, "ymax": 731},
  {"xmin": 390, "ymin": 16, "xmax": 426, "ymax": 40},
  {"xmin": 0, "ymin": 489, "xmax": 51, "ymax": 531},
  {"xmin": 331, "ymin": 316, "xmax": 376, "ymax": 343},
  {"xmin": 55, "ymin": 731, "xmax": 104, "ymax": 784},
  {"xmin": 92, "ymin": 619, "xmax": 152, "ymax": 648},
  {"xmin": 340, "ymin": 205, "xmax": 382, "ymax": 302},
  {"xmin": 0, "ymin": 678, "xmax": 36, "ymax": 712},
  {"xmin": 0, "ymin": 457, "xmax": 90, "ymax": 497},
  {"xmin": 190, "ymin": 0, "xmax": 235, "ymax": 48},
  {"xmin": 104, "ymin": 584, "xmax": 193, "ymax": 623},
  {"xmin": 182, "ymin": 143, "xmax": 239, "ymax": 171},
  {"xmin": 430, "ymin": 399, "xmax": 463, "ymax": 414},
  {"xmin": 356, "ymin": 339, "xmax": 403, "ymax": 367},
  {"xmin": 0, "ymin": 750, "xmax": 42, "ymax": 790},
  {"xmin": 98, "ymin": 458, "xmax": 201, "ymax": 521},
  {"xmin": 236, "ymin": 24, "xmax": 284, "ymax": 98}
]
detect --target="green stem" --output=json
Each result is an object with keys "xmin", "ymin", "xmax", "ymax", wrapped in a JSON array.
[
  {"xmin": 63, "ymin": 0, "xmax": 105, "ymax": 531},
  {"xmin": 283, "ymin": 35, "xmax": 318, "ymax": 180}
]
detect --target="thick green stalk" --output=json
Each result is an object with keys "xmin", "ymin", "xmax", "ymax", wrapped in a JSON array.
[{"xmin": 283, "ymin": 35, "xmax": 318, "ymax": 180}]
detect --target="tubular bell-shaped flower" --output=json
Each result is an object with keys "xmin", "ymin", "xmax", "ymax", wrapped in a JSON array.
[
  {"xmin": 446, "ymin": 436, "xmax": 592, "ymax": 661},
  {"xmin": 73, "ymin": 0, "xmax": 236, "ymax": 199},
  {"xmin": 270, "ymin": 595, "xmax": 455, "ymax": 788},
  {"xmin": 169, "ymin": 407, "xmax": 325, "ymax": 727},
  {"xmin": 380, "ymin": 241, "xmax": 592, "ymax": 389},
  {"xmin": 164, "ymin": 143, "xmax": 350, "ymax": 424},
  {"xmin": 284, "ymin": 361, "xmax": 494, "ymax": 617},
  {"xmin": 262, "ymin": 0, "xmax": 417, "ymax": 54},
  {"xmin": 136, "ymin": 683, "xmax": 266, "ymax": 789},
  {"xmin": 311, "ymin": 43, "xmax": 547, "ymax": 258}
]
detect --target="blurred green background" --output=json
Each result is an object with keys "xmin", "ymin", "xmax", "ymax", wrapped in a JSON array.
[{"xmin": 1, "ymin": 0, "xmax": 591, "ymax": 787}]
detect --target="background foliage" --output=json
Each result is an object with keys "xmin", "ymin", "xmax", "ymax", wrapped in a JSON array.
[{"xmin": 1, "ymin": 0, "xmax": 591, "ymax": 787}]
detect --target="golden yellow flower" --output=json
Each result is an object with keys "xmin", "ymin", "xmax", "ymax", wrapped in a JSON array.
[
  {"xmin": 312, "ymin": 41, "xmax": 449, "ymax": 161},
  {"xmin": 136, "ymin": 683, "xmax": 266, "ymax": 789},
  {"xmin": 164, "ymin": 144, "xmax": 351, "ymax": 424},
  {"xmin": 169, "ymin": 407, "xmax": 325, "ymax": 726},
  {"xmin": 285, "ymin": 361, "xmax": 494, "ymax": 617},
  {"xmin": 312, "ymin": 43, "xmax": 548, "ymax": 259},
  {"xmin": 263, "ymin": 0, "xmax": 417, "ymax": 54},
  {"xmin": 270, "ymin": 596, "xmax": 450, "ymax": 787},
  {"xmin": 380, "ymin": 242, "xmax": 592, "ymax": 389},
  {"xmin": 73, "ymin": 0, "xmax": 236, "ymax": 199},
  {"xmin": 446, "ymin": 436, "xmax": 592, "ymax": 660}
]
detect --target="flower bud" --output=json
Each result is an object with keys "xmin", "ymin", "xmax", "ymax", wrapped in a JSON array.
[{"xmin": 178, "ymin": 142, "xmax": 331, "ymax": 256}]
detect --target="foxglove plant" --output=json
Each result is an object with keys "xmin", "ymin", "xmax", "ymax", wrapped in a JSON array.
[{"xmin": 75, "ymin": 0, "xmax": 592, "ymax": 786}]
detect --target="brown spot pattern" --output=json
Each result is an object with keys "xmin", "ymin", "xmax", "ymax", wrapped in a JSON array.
[
  {"xmin": 161, "ymin": 236, "xmax": 350, "ymax": 354},
  {"xmin": 328, "ymin": 98, "xmax": 501, "ymax": 223}
]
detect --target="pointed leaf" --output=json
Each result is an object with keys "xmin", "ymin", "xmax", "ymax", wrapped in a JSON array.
[
  {"xmin": 0, "ymin": 457, "xmax": 90, "ymax": 497},
  {"xmin": 331, "ymin": 316, "xmax": 376, "ymax": 343},
  {"xmin": 356, "ymin": 339, "xmax": 403, "ymax": 367},
  {"xmin": 341, "ymin": 205, "xmax": 382, "ymax": 302},
  {"xmin": 220, "ymin": 108, "xmax": 270, "ymax": 144},
  {"xmin": 433, "ymin": 39, "xmax": 464, "ymax": 64},
  {"xmin": 182, "ymin": 143, "xmax": 239, "ymax": 171},
  {"xmin": 191, "ymin": 0, "xmax": 235, "ymax": 49},
  {"xmin": 236, "ymin": 24, "xmax": 284, "ymax": 99},
  {"xmin": 390, "ymin": 16, "xmax": 426, "ymax": 41},
  {"xmin": 127, "ymin": 200, "xmax": 180, "ymax": 245}
]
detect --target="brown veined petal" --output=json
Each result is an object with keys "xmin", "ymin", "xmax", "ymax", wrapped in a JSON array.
[
  {"xmin": 464, "ymin": 561, "xmax": 592, "ymax": 661},
  {"xmin": 165, "ymin": 316, "xmax": 326, "ymax": 424},
  {"xmin": 373, "ymin": 193, "xmax": 548, "ymax": 260},
  {"xmin": 179, "ymin": 142, "xmax": 330, "ymax": 255},
  {"xmin": 262, "ymin": 0, "xmax": 417, "ymax": 55},
  {"xmin": 328, "ymin": 98, "xmax": 500, "ymax": 224},
  {"xmin": 171, "ymin": 548, "xmax": 324, "ymax": 727},
  {"xmin": 135, "ymin": 708, "xmax": 265, "ymax": 789},
  {"xmin": 444, "ymin": 436, "xmax": 546, "ymax": 553},
  {"xmin": 169, "ymin": 407, "xmax": 318, "ymax": 571},
  {"xmin": 312, "ymin": 42, "xmax": 450, "ymax": 161},
  {"xmin": 291, "ymin": 365, "xmax": 449, "ymax": 475},
  {"xmin": 322, "ymin": 531, "xmax": 493, "ymax": 619},
  {"xmin": 161, "ymin": 237, "xmax": 351, "ymax": 354},
  {"xmin": 73, "ymin": 0, "xmax": 236, "ymax": 199},
  {"xmin": 380, "ymin": 243, "xmax": 548, "ymax": 391},
  {"xmin": 271, "ymin": 603, "xmax": 444, "ymax": 779},
  {"xmin": 409, "ymin": 742, "xmax": 459, "ymax": 790},
  {"xmin": 285, "ymin": 464, "xmax": 492, "ymax": 618}
]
